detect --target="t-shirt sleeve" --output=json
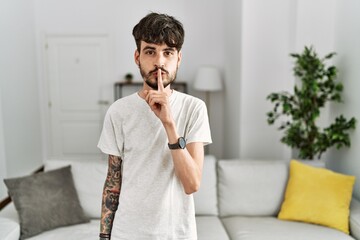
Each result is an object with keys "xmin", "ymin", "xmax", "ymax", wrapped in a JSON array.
[
  {"xmin": 97, "ymin": 108, "xmax": 123, "ymax": 158},
  {"xmin": 185, "ymin": 100, "xmax": 212, "ymax": 145}
]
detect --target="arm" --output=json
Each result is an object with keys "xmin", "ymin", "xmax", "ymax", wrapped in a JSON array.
[
  {"xmin": 100, "ymin": 155, "xmax": 122, "ymax": 239},
  {"xmin": 165, "ymin": 125, "xmax": 204, "ymax": 195},
  {"xmin": 145, "ymin": 69, "xmax": 204, "ymax": 194}
]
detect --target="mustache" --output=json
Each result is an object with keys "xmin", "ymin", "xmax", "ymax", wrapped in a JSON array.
[{"xmin": 149, "ymin": 66, "xmax": 169, "ymax": 75}]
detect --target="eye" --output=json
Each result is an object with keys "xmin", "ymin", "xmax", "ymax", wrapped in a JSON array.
[
  {"xmin": 144, "ymin": 50, "xmax": 155, "ymax": 55},
  {"xmin": 164, "ymin": 51, "xmax": 174, "ymax": 57}
]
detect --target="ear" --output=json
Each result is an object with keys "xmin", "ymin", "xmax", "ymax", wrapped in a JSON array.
[
  {"xmin": 177, "ymin": 51, "xmax": 182, "ymax": 67},
  {"xmin": 134, "ymin": 49, "xmax": 140, "ymax": 66}
]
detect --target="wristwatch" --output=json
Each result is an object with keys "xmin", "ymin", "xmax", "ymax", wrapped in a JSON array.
[{"xmin": 168, "ymin": 137, "xmax": 186, "ymax": 150}]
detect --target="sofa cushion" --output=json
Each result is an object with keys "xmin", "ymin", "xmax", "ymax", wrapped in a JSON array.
[
  {"xmin": 194, "ymin": 155, "xmax": 218, "ymax": 215},
  {"xmin": 221, "ymin": 216, "xmax": 355, "ymax": 240},
  {"xmin": 26, "ymin": 220, "xmax": 100, "ymax": 240},
  {"xmin": 218, "ymin": 159, "xmax": 288, "ymax": 217},
  {"xmin": 0, "ymin": 203, "xmax": 20, "ymax": 240},
  {"xmin": 196, "ymin": 216, "xmax": 229, "ymax": 240},
  {"xmin": 4, "ymin": 166, "xmax": 89, "ymax": 240},
  {"xmin": 278, "ymin": 160, "xmax": 355, "ymax": 234},
  {"xmin": 44, "ymin": 159, "xmax": 107, "ymax": 219},
  {"xmin": 0, "ymin": 217, "xmax": 20, "ymax": 240}
]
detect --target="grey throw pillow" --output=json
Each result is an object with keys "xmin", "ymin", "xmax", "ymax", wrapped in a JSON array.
[{"xmin": 4, "ymin": 166, "xmax": 89, "ymax": 239}]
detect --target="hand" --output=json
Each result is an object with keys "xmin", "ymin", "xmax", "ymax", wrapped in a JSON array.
[{"xmin": 145, "ymin": 69, "xmax": 173, "ymax": 125}]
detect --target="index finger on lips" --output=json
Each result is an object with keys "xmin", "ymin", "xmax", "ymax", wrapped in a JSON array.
[{"xmin": 157, "ymin": 68, "xmax": 164, "ymax": 92}]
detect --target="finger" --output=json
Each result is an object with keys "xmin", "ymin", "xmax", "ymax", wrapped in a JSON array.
[
  {"xmin": 149, "ymin": 96, "xmax": 165, "ymax": 106},
  {"xmin": 144, "ymin": 90, "xmax": 150, "ymax": 102},
  {"xmin": 145, "ymin": 90, "xmax": 157, "ymax": 103},
  {"xmin": 157, "ymin": 68, "xmax": 164, "ymax": 92},
  {"xmin": 146, "ymin": 93, "xmax": 155, "ymax": 105}
]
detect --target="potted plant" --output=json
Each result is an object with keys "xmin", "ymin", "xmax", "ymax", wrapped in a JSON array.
[
  {"xmin": 266, "ymin": 46, "xmax": 356, "ymax": 160},
  {"xmin": 124, "ymin": 73, "xmax": 133, "ymax": 83}
]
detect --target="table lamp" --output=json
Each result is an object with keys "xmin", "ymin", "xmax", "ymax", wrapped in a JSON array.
[{"xmin": 194, "ymin": 66, "xmax": 222, "ymax": 111}]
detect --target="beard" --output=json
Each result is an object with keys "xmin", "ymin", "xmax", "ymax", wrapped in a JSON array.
[{"xmin": 139, "ymin": 63, "xmax": 178, "ymax": 90}]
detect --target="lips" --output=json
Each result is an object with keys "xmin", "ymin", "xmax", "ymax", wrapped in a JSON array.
[
  {"xmin": 153, "ymin": 71, "xmax": 164, "ymax": 78},
  {"xmin": 148, "ymin": 68, "xmax": 167, "ymax": 79}
]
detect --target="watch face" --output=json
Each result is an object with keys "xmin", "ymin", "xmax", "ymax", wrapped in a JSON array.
[{"xmin": 179, "ymin": 137, "xmax": 186, "ymax": 149}]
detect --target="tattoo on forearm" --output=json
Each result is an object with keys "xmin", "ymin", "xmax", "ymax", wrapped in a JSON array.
[
  {"xmin": 100, "ymin": 155, "xmax": 122, "ymax": 234},
  {"xmin": 105, "ymin": 190, "xmax": 120, "ymax": 211}
]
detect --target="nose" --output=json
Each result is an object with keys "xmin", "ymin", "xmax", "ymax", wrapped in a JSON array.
[{"xmin": 155, "ymin": 55, "xmax": 165, "ymax": 69}]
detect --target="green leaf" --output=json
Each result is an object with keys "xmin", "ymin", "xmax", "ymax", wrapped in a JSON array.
[
  {"xmin": 335, "ymin": 83, "xmax": 343, "ymax": 91},
  {"xmin": 324, "ymin": 52, "xmax": 336, "ymax": 59}
]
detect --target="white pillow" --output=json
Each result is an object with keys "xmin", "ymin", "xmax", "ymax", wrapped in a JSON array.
[
  {"xmin": 44, "ymin": 159, "xmax": 107, "ymax": 219},
  {"xmin": 194, "ymin": 155, "xmax": 218, "ymax": 215}
]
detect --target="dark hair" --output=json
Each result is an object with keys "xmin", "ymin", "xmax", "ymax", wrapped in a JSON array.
[{"xmin": 132, "ymin": 13, "xmax": 185, "ymax": 52}]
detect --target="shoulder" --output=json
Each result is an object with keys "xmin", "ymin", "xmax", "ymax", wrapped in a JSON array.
[
  {"xmin": 107, "ymin": 93, "xmax": 139, "ymax": 115},
  {"xmin": 173, "ymin": 91, "xmax": 206, "ymax": 109},
  {"xmin": 104, "ymin": 93, "xmax": 143, "ymax": 124}
]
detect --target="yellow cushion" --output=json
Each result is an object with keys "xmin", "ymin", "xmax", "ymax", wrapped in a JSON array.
[{"xmin": 278, "ymin": 160, "xmax": 355, "ymax": 234}]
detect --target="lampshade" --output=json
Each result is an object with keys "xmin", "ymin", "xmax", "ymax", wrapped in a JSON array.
[{"xmin": 194, "ymin": 66, "xmax": 222, "ymax": 92}]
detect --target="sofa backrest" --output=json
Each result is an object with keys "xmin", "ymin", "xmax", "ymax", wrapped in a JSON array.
[
  {"xmin": 44, "ymin": 156, "xmax": 219, "ymax": 219},
  {"xmin": 44, "ymin": 159, "xmax": 107, "ymax": 219},
  {"xmin": 194, "ymin": 155, "xmax": 218, "ymax": 216},
  {"xmin": 218, "ymin": 159, "xmax": 288, "ymax": 217}
]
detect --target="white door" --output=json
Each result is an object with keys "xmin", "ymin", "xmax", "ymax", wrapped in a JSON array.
[{"xmin": 46, "ymin": 35, "xmax": 113, "ymax": 160}]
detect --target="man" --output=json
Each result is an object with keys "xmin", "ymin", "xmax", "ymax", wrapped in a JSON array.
[{"xmin": 98, "ymin": 12, "xmax": 211, "ymax": 240}]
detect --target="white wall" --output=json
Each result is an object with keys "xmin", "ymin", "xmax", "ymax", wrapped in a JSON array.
[
  {"xmin": 327, "ymin": 0, "xmax": 360, "ymax": 199},
  {"xmin": 0, "ymin": 0, "xmax": 43, "ymax": 199},
  {"xmin": 294, "ymin": 0, "xmax": 337, "ymax": 54},
  {"xmin": 33, "ymin": 0, "xmax": 225, "ymax": 158},
  {"xmin": 236, "ymin": 0, "xmax": 338, "ymax": 160},
  {"xmin": 238, "ymin": 0, "xmax": 295, "ymax": 160}
]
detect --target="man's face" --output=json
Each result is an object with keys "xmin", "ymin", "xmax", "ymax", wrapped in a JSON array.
[{"xmin": 135, "ymin": 41, "xmax": 182, "ymax": 90}]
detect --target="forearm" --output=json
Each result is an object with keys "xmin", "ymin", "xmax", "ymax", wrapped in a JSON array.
[
  {"xmin": 171, "ymin": 147, "xmax": 203, "ymax": 194},
  {"xmin": 100, "ymin": 155, "xmax": 122, "ymax": 237},
  {"xmin": 164, "ymin": 121, "xmax": 204, "ymax": 194},
  {"xmin": 100, "ymin": 188, "xmax": 119, "ymax": 234}
]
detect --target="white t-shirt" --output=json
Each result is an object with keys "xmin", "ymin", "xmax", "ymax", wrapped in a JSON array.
[{"xmin": 97, "ymin": 90, "xmax": 212, "ymax": 240}]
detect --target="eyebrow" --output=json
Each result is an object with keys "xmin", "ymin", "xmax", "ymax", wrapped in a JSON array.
[
  {"xmin": 142, "ymin": 45, "xmax": 176, "ymax": 52},
  {"xmin": 143, "ymin": 46, "xmax": 156, "ymax": 51},
  {"xmin": 164, "ymin": 47, "xmax": 176, "ymax": 52}
]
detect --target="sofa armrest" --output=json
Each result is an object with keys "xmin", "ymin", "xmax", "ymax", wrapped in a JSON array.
[{"xmin": 350, "ymin": 197, "xmax": 360, "ymax": 239}]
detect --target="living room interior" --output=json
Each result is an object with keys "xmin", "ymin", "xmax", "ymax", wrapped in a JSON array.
[{"xmin": 1, "ymin": 0, "xmax": 360, "ymax": 239}]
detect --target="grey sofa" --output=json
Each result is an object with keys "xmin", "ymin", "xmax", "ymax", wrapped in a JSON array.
[
  {"xmin": 195, "ymin": 156, "xmax": 360, "ymax": 240},
  {"xmin": 1, "ymin": 156, "xmax": 360, "ymax": 240}
]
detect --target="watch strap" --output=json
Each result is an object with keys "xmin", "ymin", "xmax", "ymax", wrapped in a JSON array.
[{"xmin": 168, "ymin": 137, "xmax": 186, "ymax": 149}]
